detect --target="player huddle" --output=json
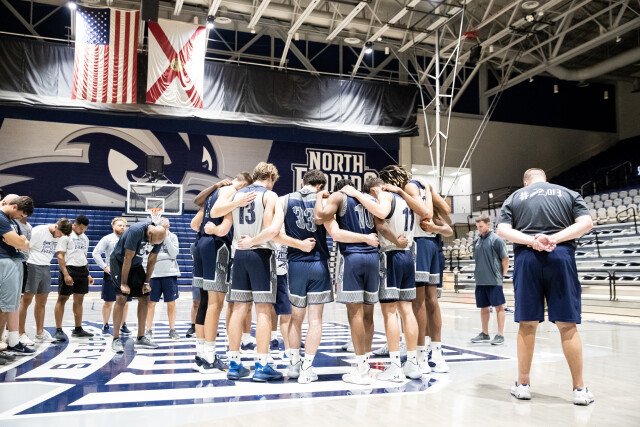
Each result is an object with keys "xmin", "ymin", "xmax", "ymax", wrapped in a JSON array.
[{"xmin": 189, "ymin": 162, "xmax": 453, "ymax": 384}]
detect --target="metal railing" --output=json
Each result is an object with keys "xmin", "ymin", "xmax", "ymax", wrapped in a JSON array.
[{"xmin": 579, "ymin": 161, "xmax": 634, "ymax": 196}]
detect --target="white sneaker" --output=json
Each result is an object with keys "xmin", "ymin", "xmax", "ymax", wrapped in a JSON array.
[
  {"xmin": 287, "ymin": 360, "xmax": 301, "ymax": 379},
  {"xmin": 511, "ymin": 382, "xmax": 532, "ymax": 400},
  {"xmin": 35, "ymin": 330, "xmax": 56, "ymax": 343},
  {"xmin": 418, "ymin": 359, "xmax": 431, "ymax": 374},
  {"xmin": 19, "ymin": 333, "xmax": 35, "ymax": 347},
  {"xmin": 431, "ymin": 357, "xmax": 449, "ymax": 373},
  {"xmin": 402, "ymin": 360, "xmax": 422, "ymax": 380},
  {"xmin": 298, "ymin": 366, "xmax": 318, "ymax": 384},
  {"xmin": 377, "ymin": 363, "xmax": 404, "ymax": 383},
  {"xmin": 341, "ymin": 341, "xmax": 354, "ymax": 352},
  {"xmin": 573, "ymin": 387, "xmax": 595, "ymax": 406},
  {"xmin": 372, "ymin": 343, "xmax": 389, "ymax": 357},
  {"xmin": 342, "ymin": 367, "xmax": 372, "ymax": 385}
]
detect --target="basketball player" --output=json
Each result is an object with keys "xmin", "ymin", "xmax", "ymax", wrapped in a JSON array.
[
  {"xmin": 53, "ymin": 215, "xmax": 93, "ymax": 341},
  {"xmin": 226, "ymin": 162, "xmax": 285, "ymax": 382},
  {"xmin": 340, "ymin": 177, "xmax": 422, "ymax": 382},
  {"xmin": 92, "ymin": 217, "xmax": 130, "ymax": 335},
  {"xmin": 271, "ymin": 241, "xmax": 291, "ymax": 360},
  {"xmin": 145, "ymin": 218, "xmax": 180, "ymax": 340},
  {"xmin": 279, "ymin": 170, "xmax": 334, "ymax": 384},
  {"xmin": 314, "ymin": 179, "xmax": 381, "ymax": 385},
  {"xmin": 380, "ymin": 167, "xmax": 452, "ymax": 374},
  {"xmin": 110, "ymin": 221, "xmax": 166, "ymax": 353},
  {"xmin": 19, "ymin": 218, "xmax": 72, "ymax": 344},
  {"xmin": 191, "ymin": 172, "xmax": 252, "ymax": 373}
]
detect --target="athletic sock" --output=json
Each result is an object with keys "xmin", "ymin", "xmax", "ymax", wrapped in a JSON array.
[
  {"xmin": 204, "ymin": 341, "xmax": 216, "ymax": 364},
  {"xmin": 7, "ymin": 331, "xmax": 19, "ymax": 347},
  {"xmin": 258, "ymin": 353, "xmax": 268, "ymax": 366},
  {"xmin": 196, "ymin": 338, "xmax": 205, "ymax": 357},
  {"xmin": 241, "ymin": 333, "xmax": 251, "ymax": 344},
  {"xmin": 302, "ymin": 353, "xmax": 315, "ymax": 370},
  {"xmin": 228, "ymin": 351, "xmax": 239, "ymax": 363},
  {"xmin": 191, "ymin": 323, "xmax": 195, "ymax": 329},
  {"xmin": 271, "ymin": 331, "xmax": 278, "ymax": 341},
  {"xmin": 425, "ymin": 336, "xmax": 431, "ymax": 349},
  {"xmin": 290, "ymin": 348, "xmax": 301, "ymax": 364},
  {"xmin": 417, "ymin": 346, "xmax": 427, "ymax": 363},
  {"xmin": 407, "ymin": 350, "xmax": 418, "ymax": 364},
  {"xmin": 389, "ymin": 351, "xmax": 401, "ymax": 367},
  {"xmin": 356, "ymin": 355, "xmax": 368, "ymax": 374},
  {"xmin": 137, "ymin": 336, "xmax": 143, "ymax": 340},
  {"xmin": 432, "ymin": 341, "xmax": 443, "ymax": 360}
]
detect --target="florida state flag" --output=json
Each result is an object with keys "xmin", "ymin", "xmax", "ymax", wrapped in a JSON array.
[{"xmin": 146, "ymin": 19, "xmax": 206, "ymax": 108}]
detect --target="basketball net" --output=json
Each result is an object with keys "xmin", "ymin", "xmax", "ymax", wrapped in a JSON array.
[{"xmin": 148, "ymin": 207, "xmax": 163, "ymax": 225}]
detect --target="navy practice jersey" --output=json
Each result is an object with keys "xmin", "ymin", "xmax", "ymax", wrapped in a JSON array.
[
  {"xmin": 335, "ymin": 194, "xmax": 378, "ymax": 255},
  {"xmin": 283, "ymin": 188, "xmax": 330, "ymax": 262},
  {"xmin": 200, "ymin": 188, "xmax": 233, "ymax": 245}
]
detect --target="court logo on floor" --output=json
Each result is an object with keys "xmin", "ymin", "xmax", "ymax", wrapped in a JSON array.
[{"xmin": 0, "ymin": 322, "xmax": 507, "ymax": 416}]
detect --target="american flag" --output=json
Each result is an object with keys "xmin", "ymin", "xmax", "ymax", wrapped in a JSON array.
[{"xmin": 72, "ymin": 6, "xmax": 139, "ymax": 103}]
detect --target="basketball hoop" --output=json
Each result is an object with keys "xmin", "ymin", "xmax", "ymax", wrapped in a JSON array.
[{"xmin": 148, "ymin": 207, "xmax": 164, "ymax": 225}]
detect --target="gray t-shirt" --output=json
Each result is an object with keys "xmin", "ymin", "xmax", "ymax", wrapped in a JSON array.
[
  {"xmin": 498, "ymin": 181, "xmax": 589, "ymax": 248},
  {"xmin": 473, "ymin": 231, "xmax": 508, "ymax": 286}
]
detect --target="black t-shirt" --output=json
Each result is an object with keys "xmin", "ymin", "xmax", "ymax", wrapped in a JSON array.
[{"xmin": 499, "ymin": 182, "xmax": 590, "ymax": 248}]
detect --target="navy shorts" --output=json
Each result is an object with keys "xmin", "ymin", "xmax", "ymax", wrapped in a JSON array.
[
  {"xmin": 101, "ymin": 273, "xmax": 132, "ymax": 302},
  {"xmin": 513, "ymin": 244, "xmax": 582, "ymax": 324},
  {"xmin": 380, "ymin": 250, "xmax": 416, "ymax": 303},
  {"xmin": 475, "ymin": 285, "xmax": 506, "ymax": 308},
  {"xmin": 335, "ymin": 252, "xmax": 380, "ymax": 305},
  {"xmin": 229, "ymin": 249, "xmax": 277, "ymax": 304},
  {"xmin": 414, "ymin": 237, "xmax": 441, "ymax": 286},
  {"xmin": 274, "ymin": 275, "xmax": 292, "ymax": 315},
  {"xmin": 192, "ymin": 236, "xmax": 230, "ymax": 293},
  {"xmin": 150, "ymin": 276, "xmax": 179, "ymax": 303},
  {"xmin": 288, "ymin": 260, "xmax": 333, "ymax": 308}
]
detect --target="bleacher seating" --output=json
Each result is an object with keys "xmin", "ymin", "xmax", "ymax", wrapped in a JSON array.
[{"xmin": 451, "ymin": 188, "xmax": 640, "ymax": 309}]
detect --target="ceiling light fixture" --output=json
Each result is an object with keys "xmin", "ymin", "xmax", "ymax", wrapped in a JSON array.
[
  {"xmin": 206, "ymin": 15, "xmax": 214, "ymax": 29},
  {"xmin": 67, "ymin": 0, "xmax": 77, "ymax": 10},
  {"xmin": 364, "ymin": 41, "xmax": 373, "ymax": 55}
]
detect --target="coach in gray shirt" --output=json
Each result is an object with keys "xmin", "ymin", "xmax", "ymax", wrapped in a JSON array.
[
  {"xmin": 497, "ymin": 168, "xmax": 594, "ymax": 406},
  {"xmin": 470, "ymin": 215, "xmax": 508, "ymax": 346}
]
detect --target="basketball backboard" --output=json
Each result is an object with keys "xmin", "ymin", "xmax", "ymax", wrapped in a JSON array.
[{"xmin": 126, "ymin": 182, "xmax": 183, "ymax": 216}]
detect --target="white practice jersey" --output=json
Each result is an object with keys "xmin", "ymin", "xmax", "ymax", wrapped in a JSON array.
[
  {"xmin": 379, "ymin": 193, "xmax": 415, "ymax": 252},
  {"xmin": 27, "ymin": 224, "xmax": 59, "ymax": 266},
  {"xmin": 232, "ymin": 184, "xmax": 273, "ymax": 250},
  {"xmin": 56, "ymin": 231, "xmax": 89, "ymax": 267}
]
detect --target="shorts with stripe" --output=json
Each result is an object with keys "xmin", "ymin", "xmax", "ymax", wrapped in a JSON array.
[
  {"xmin": 335, "ymin": 252, "xmax": 379, "ymax": 305},
  {"xmin": 192, "ymin": 236, "xmax": 230, "ymax": 293},
  {"xmin": 229, "ymin": 249, "xmax": 277, "ymax": 304},
  {"xmin": 414, "ymin": 237, "xmax": 440, "ymax": 286},
  {"xmin": 380, "ymin": 250, "xmax": 416, "ymax": 303},
  {"xmin": 288, "ymin": 260, "xmax": 333, "ymax": 308}
]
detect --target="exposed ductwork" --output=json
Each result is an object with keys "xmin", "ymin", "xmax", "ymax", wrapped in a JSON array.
[{"xmin": 547, "ymin": 46, "xmax": 640, "ymax": 81}]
